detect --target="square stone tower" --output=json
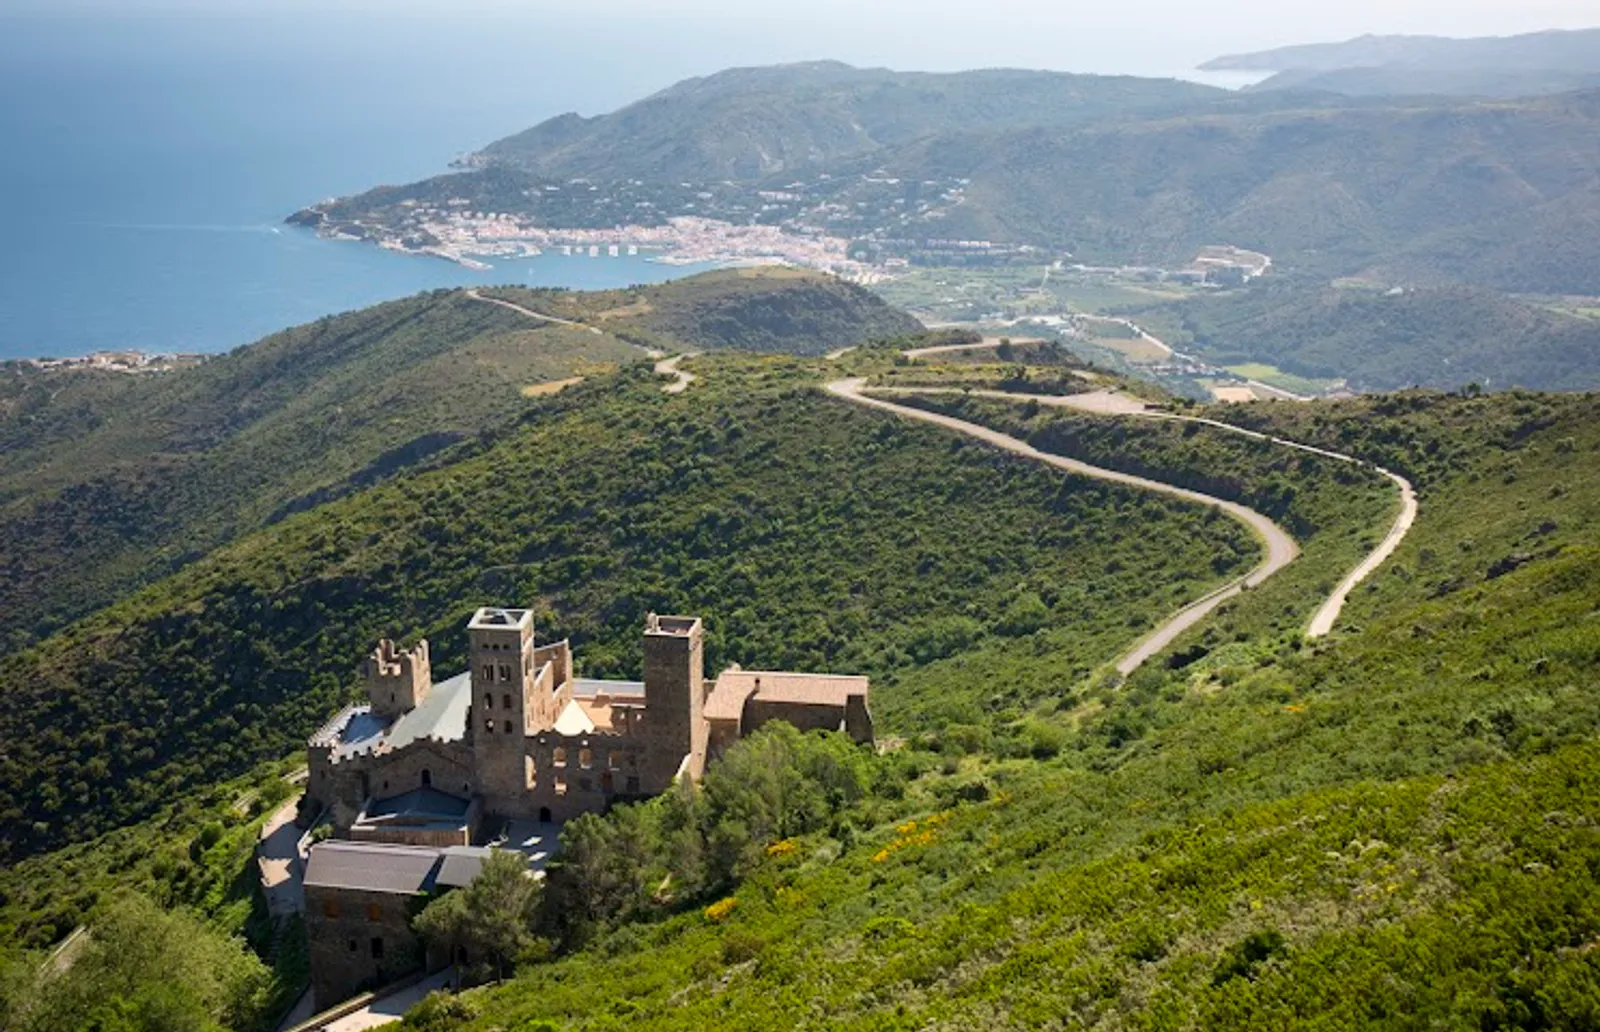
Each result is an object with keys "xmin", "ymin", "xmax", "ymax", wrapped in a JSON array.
[
  {"xmin": 365, "ymin": 639, "xmax": 431, "ymax": 721},
  {"xmin": 467, "ymin": 607, "xmax": 535, "ymax": 813},
  {"xmin": 641, "ymin": 613, "xmax": 707, "ymax": 787}
]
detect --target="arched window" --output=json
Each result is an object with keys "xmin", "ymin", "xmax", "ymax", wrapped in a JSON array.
[
  {"xmin": 484, "ymin": 693, "xmax": 493, "ymax": 709},
  {"xmin": 553, "ymin": 747, "xmax": 567, "ymax": 767},
  {"xmin": 420, "ymin": 769, "xmax": 432, "ymax": 787},
  {"xmin": 579, "ymin": 748, "xmax": 593, "ymax": 769}
]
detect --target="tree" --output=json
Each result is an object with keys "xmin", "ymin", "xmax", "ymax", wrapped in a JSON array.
[
  {"xmin": 1, "ymin": 894, "xmax": 269, "ymax": 1032},
  {"xmin": 414, "ymin": 851, "xmax": 542, "ymax": 985}
]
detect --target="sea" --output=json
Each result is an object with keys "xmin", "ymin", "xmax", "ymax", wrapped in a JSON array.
[{"xmin": 0, "ymin": 10, "xmax": 1268, "ymax": 361}]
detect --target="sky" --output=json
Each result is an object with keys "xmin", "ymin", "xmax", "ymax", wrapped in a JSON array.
[{"xmin": 5, "ymin": 0, "xmax": 1597, "ymax": 81}]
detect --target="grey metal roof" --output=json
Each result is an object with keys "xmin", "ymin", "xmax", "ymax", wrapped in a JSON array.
[
  {"xmin": 435, "ymin": 846, "xmax": 497, "ymax": 889},
  {"xmin": 573, "ymin": 678, "xmax": 646, "ymax": 698},
  {"xmin": 332, "ymin": 707, "xmax": 391, "ymax": 760},
  {"xmin": 303, "ymin": 841, "xmax": 443, "ymax": 895},
  {"xmin": 386, "ymin": 671, "xmax": 472, "ymax": 750}
]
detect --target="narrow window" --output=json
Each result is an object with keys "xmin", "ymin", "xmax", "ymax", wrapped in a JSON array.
[
  {"xmin": 322, "ymin": 898, "xmax": 339, "ymax": 919},
  {"xmin": 481, "ymin": 664, "xmax": 493, "ymax": 682},
  {"xmin": 367, "ymin": 903, "xmax": 381, "ymax": 922},
  {"xmin": 348, "ymin": 939, "xmax": 358, "ymax": 953},
  {"xmin": 499, "ymin": 664, "xmax": 512, "ymax": 682},
  {"xmin": 484, "ymin": 718, "xmax": 493, "ymax": 733},
  {"xmin": 579, "ymin": 748, "xmax": 593, "ymax": 769},
  {"xmin": 484, "ymin": 693, "xmax": 493, "ymax": 709},
  {"xmin": 503, "ymin": 693, "xmax": 512, "ymax": 710},
  {"xmin": 553, "ymin": 747, "xmax": 566, "ymax": 767},
  {"xmin": 420, "ymin": 769, "xmax": 432, "ymax": 787},
  {"xmin": 503, "ymin": 720, "xmax": 513, "ymax": 734},
  {"xmin": 371, "ymin": 937, "xmax": 384, "ymax": 960}
]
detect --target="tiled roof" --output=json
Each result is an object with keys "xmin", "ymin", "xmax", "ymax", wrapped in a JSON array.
[
  {"xmin": 705, "ymin": 670, "xmax": 869, "ymax": 721},
  {"xmin": 572, "ymin": 678, "xmax": 646, "ymax": 698}
]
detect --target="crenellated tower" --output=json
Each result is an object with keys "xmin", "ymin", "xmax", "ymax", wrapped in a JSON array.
[
  {"xmin": 365, "ymin": 639, "xmax": 432, "ymax": 720},
  {"xmin": 641, "ymin": 612, "xmax": 707, "ymax": 787},
  {"xmin": 468, "ymin": 607, "xmax": 536, "ymax": 813}
]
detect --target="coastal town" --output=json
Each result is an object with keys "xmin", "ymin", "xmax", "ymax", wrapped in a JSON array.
[{"xmin": 11, "ymin": 350, "xmax": 206, "ymax": 374}]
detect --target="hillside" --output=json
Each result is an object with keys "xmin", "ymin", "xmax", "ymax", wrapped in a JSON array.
[
  {"xmin": 475, "ymin": 62, "xmax": 1231, "ymax": 181},
  {"xmin": 340, "ymin": 387, "xmax": 1600, "ymax": 1029},
  {"xmin": 1112, "ymin": 281, "xmax": 1600, "ymax": 392},
  {"xmin": 0, "ymin": 350, "xmax": 1260, "ymax": 862},
  {"xmin": 865, "ymin": 90, "xmax": 1600, "ymax": 291},
  {"xmin": 1245, "ymin": 65, "xmax": 1600, "ymax": 98},
  {"xmin": 1204, "ymin": 27, "xmax": 1600, "ymax": 74},
  {"xmin": 0, "ymin": 270, "xmax": 912, "ymax": 651},
  {"xmin": 303, "ymin": 60, "xmax": 1600, "ymax": 301},
  {"xmin": 2, "ymin": 321, "xmax": 1597, "ymax": 1027}
]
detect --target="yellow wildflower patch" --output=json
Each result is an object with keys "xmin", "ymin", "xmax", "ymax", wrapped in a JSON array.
[
  {"xmin": 704, "ymin": 897, "xmax": 738, "ymax": 923},
  {"xmin": 766, "ymin": 838, "xmax": 798, "ymax": 857}
]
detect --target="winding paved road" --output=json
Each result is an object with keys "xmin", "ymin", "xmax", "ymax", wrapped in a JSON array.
[
  {"xmin": 826, "ymin": 379, "xmax": 1300, "ymax": 675},
  {"xmin": 829, "ymin": 376, "xmax": 1418, "ymax": 666}
]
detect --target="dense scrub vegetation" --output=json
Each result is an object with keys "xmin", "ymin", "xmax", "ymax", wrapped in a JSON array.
[
  {"xmin": 0, "ymin": 271, "xmax": 915, "ymax": 652},
  {"xmin": 363, "ymin": 389, "xmax": 1600, "ymax": 1031},
  {"xmin": 0, "ymin": 353, "xmax": 1251, "ymax": 862},
  {"xmin": 482, "ymin": 267, "xmax": 920, "ymax": 357},
  {"xmin": 0, "ymin": 292, "xmax": 641, "ymax": 651},
  {"xmin": 5, "ymin": 277, "xmax": 1598, "ymax": 1028},
  {"xmin": 1114, "ymin": 279, "xmax": 1600, "ymax": 392},
  {"xmin": 0, "ymin": 757, "xmax": 309, "ymax": 1030}
]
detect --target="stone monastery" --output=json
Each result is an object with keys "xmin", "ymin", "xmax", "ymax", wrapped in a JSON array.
[
  {"xmin": 306, "ymin": 606, "xmax": 874, "ymax": 845},
  {"xmin": 301, "ymin": 606, "xmax": 872, "ymax": 1005}
]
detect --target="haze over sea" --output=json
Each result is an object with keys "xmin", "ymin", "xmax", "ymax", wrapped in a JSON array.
[{"xmin": 0, "ymin": 10, "xmax": 1264, "ymax": 360}]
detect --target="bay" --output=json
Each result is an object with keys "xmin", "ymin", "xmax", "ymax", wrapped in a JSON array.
[{"xmin": 0, "ymin": 13, "xmax": 720, "ymax": 360}]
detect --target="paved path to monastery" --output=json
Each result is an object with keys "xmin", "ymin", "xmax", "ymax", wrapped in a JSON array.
[
  {"xmin": 827, "ymin": 375, "xmax": 1418, "ymax": 668},
  {"xmin": 256, "ymin": 794, "xmax": 308, "ymax": 918}
]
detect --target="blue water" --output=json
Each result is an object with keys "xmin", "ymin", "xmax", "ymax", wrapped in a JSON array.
[
  {"xmin": 0, "ymin": 13, "xmax": 731, "ymax": 360},
  {"xmin": 0, "ymin": 10, "xmax": 1260, "ymax": 361}
]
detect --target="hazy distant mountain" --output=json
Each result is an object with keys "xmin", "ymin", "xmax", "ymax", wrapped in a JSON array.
[
  {"xmin": 1246, "ymin": 65, "xmax": 1600, "ymax": 98},
  {"xmin": 317, "ymin": 59, "xmax": 1600, "ymax": 295},
  {"xmin": 477, "ymin": 61, "xmax": 1236, "ymax": 180},
  {"xmin": 1203, "ymin": 28, "xmax": 1600, "ymax": 98},
  {"xmin": 1202, "ymin": 28, "xmax": 1600, "ymax": 74},
  {"xmin": 859, "ymin": 89, "xmax": 1600, "ymax": 293}
]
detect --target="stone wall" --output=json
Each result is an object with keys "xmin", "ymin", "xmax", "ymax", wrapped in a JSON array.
[{"xmin": 304, "ymin": 884, "xmax": 425, "ymax": 1009}]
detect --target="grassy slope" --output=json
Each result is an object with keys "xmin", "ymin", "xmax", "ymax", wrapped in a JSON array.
[
  {"xmin": 0, "ymin": 354, "xmax": 1252, "ymax": 863},
  {"xmin": 423, "ymin": 389, "xmax": 1600, "ymax": 1031}
]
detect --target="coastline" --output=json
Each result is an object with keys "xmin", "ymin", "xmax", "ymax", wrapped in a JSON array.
[{"xmin": 290, "ymin": 205, "xmax": 886, "ymax": 283}]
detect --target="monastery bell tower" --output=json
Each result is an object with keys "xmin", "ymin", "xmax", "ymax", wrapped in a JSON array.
[{"xmin": 468, "ymin": 607, "xmax": 535, "ymax": 810}]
